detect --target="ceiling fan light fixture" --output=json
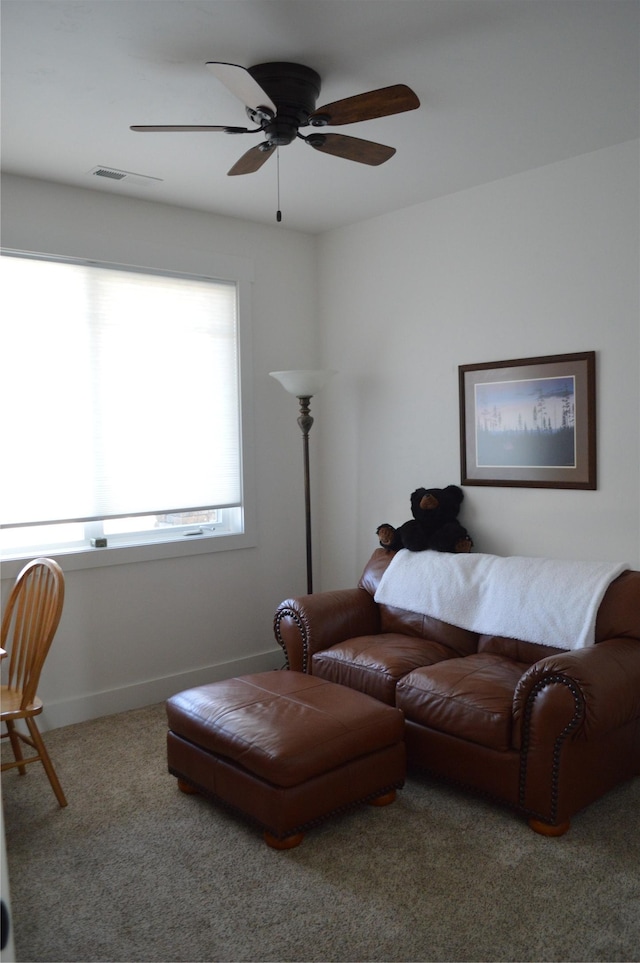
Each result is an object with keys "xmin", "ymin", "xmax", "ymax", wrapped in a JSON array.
[{"xmin": 246, "ymin": 106, "xmax": 275, "ymax": 125}]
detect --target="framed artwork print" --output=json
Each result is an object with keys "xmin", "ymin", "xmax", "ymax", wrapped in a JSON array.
[{"xmin": 459, "ymin": 351, "xmax": 596, "ymax": 489}]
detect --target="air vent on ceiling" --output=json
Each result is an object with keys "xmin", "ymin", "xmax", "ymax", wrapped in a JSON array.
[
  {"xmin": 93, "ymin": 167, "xmax": 126, "ymax": 180},
  {"xmin": 88, "ymin": 166, "xmax": 163, "ymax": 187}
]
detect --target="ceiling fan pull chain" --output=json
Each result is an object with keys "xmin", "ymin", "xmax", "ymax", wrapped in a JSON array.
[{"xmin": 276, "ymin": 147, "xmax": 282, "ymax": 222}]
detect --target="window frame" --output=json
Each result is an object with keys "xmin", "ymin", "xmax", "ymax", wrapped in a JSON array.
[{"xmin": 0, "ymin": 250, "xmax": 257, "ymax": 577}]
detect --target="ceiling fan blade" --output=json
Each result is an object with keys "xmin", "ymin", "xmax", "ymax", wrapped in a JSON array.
[
  {"xmin": 228, "ymin": 144, "xmax": 275, "ymax": 176},
  {"xmin": 206, "ymin": 62, "xmax": 277, "ymax": 115},
  {"xmin": 309, "ymin": 84, "xmax": 419, "ymax": 127},
  {"xmin": 130, "ymin": 125, "xmax": 248, "ymax": 133},
  {"xmin": 307, "ymin": 133, "xmax": 395, "ymax": 166}
]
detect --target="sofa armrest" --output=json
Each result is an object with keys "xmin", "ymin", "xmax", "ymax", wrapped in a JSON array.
[
  {"xmin": 514, "ymin": 637, "xmax": 640, "ymax": 743},
  {"xmin": 273, "ymin": 588, "xmax": 381, "ymax": 673},
  {"xmin": 513, "ymin": 637, "xmax": 640, "ymax": 826}
]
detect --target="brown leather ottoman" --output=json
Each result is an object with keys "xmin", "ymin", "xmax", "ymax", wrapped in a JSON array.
[{"xmin": 166, "ymin": 671, "xmax": 406, "ymax": 849}]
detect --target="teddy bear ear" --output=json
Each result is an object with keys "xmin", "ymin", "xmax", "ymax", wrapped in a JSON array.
[{"xmin": 444, "ymin": 485, "xmax": 464, "ymax": 505}]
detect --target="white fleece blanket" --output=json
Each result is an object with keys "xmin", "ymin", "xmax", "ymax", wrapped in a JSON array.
[{"xmin": 374, "ymin": 550, "xmax": 628, "ymax": 650}]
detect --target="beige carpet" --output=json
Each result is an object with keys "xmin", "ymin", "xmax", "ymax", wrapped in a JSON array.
[{"xmin": 2, "ymin": 700, "xmax": 639, "ymax": 963}]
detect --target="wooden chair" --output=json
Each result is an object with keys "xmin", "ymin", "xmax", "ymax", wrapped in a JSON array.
[{"xmin": 1, "ymin": 557, "xmax": 67, "ymax": 807}]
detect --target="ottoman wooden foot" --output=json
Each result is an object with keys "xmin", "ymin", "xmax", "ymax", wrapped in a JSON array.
[
  {"xmin": 177, "ymin": 778, "xmax": 199, "ymax": 795},
  {"xmin": 264, "ymin": 830, "xmax": 305, "ymax": 850},
  {"xmin": 528, "ymin": 817, "xmax": 571, "ymax": 837},
  {"xmin": 369, "ymin": 789, "xmax": 397, "ymax": 807}
]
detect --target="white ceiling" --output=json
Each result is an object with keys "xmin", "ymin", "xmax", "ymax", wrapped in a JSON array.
[{"xmin": 1, "ymin": 0, "xmax": 638, "ymax": 234}]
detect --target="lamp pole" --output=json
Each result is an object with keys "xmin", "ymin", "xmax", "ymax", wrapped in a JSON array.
[
  {"xmin": 269, "ymin": 370, "xmax": 336, "ymax": 595},
  {"xmin": 296, "ymin": 395, "xmax": 314, "ymax": 594}
]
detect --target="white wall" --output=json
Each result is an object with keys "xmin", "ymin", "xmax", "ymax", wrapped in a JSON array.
[
  {"xmin": 2, "ymin": 141, "xmax": 639, "ymax": 728},
  {"xmin": 1, "ymin": 175, "xmax": 321, "ymax": 728},
  {"xmin": 317, "ymin": 141, "xmax": 640, "ymax": 587}
]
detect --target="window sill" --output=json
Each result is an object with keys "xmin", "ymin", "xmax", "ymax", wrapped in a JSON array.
[{"xmin": 0, "ymin": 529, "xmax": 257, "ymax": 578}]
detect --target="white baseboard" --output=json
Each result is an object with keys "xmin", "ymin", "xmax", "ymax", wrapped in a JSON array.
[{"xmin": 38, "ymin": 648, "xmax": 285, "ymax": 731}]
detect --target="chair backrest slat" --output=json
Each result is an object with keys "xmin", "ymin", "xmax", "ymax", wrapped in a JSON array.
[{"xmin": 1, "ymin": 558, "xmax": 65, "ymax": 709}]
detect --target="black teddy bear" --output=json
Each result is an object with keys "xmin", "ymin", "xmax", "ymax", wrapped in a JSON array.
[{"xmin": 376, "ymin": 485, "xmax": 473, "ymax": 554}]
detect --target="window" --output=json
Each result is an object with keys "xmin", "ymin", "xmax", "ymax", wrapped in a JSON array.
[{"xmin": 0, "ymin": 251, "xmax": 255, "ymax": 565}]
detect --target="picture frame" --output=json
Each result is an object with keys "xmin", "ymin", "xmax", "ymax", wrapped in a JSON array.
[{"xmin": 459, "ymin": 351, "xmax": 596, "ymax": 489}]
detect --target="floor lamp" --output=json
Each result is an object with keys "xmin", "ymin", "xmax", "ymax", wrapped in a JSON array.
[{"xmin": 270, "ymin": 370, "xmax": 336, "ymax": 594}]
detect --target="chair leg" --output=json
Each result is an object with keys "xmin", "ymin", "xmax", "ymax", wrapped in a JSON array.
[
  {"xmin": 25, "ymin": 717, "xmax": 68, "ymax": 808},
  {"xmin": 4, "ymin": 720, "xmax": 27, "ymax": 775}
]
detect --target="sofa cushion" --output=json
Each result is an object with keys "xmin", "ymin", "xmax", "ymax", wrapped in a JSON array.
[
  {"xmin": 312, "ymin": 634, "xmax": 459, "ymax": 705},
  {"xmin": 358, "ymin": 549, "xmax": 479, "ymax": 657},
  {"xmin": 379, "ymin": 607, "xmax": 480, "ymax": 656},
  {"xmin": 396, "ymin": 654, "xmax": 529, "ymax": 751},
  {"xmin": 477, "ymin": 634, "xmax": 565, "ymax": 664}
]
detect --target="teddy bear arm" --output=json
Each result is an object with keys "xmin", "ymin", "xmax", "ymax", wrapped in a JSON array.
[{"xmin": 376, "ymin": 523, "xmax": 404, "ymax": 552}]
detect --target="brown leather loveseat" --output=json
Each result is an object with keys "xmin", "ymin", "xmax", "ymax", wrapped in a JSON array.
[{"xmin": 274, "ymin": 549, "xmax": 640, "ymax": 835}]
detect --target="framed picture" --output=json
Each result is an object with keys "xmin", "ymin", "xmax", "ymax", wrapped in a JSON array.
[{"xmin": 459, "ymin": 351, "xmax": 596, "ymax": 489}]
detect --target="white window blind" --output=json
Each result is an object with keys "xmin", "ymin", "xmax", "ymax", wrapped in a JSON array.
[{"xmin": 1, "ymin": 253, "xmax": 241, "ymax": 529}]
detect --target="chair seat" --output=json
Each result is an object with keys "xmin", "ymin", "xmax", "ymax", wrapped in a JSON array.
[{"xmin": 1, "ymin": 685, "xmax": 43, "ymax": 718}]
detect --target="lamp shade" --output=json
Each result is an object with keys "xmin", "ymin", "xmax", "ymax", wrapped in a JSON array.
[{"xmin": 270, "ymin": 369, "xmax": 336, "ymax": 397}]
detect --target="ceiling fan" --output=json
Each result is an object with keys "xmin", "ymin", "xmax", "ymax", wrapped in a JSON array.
[{"xmin": 131, "ymin": 61, "xmax": 420, "ymax": 175}]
